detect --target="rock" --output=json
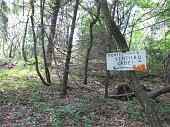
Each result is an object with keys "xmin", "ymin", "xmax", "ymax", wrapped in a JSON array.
[
  {"xmin": 26, "ymin": 113, "xmax": 43, "ymax": 125},
  {"xmin": 10, "ymin": 112, "xmax": 22, "ymax": 120}
]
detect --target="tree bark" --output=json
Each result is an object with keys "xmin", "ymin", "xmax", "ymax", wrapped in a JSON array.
[
  {"xmin": 96, "ymin": 0, "xmax": 162, "ymax": 126},
  {"xmin": 22, "ymin": 10, "xmax": 30, "ymax": 62},
  {"xmin": 2, "ymin": 33, "xmax": 8, "ymax": 57},
  {"xmin": 30, "ymin": 0, "xmax": 50, "ymax": 86},
  {"xmin": 61, "ymin": 0, "xmax": 79, "ymax": 96},
  {"xmin": 149, "ymin": 85, "xmax": 170, "ymax": 98},
  {"xmin": 83, "ymin": 4, "xmax": 100, "ymax": 84},
  {"xmin": 8, "ymin": 40, "xmax": 13, "ymax": 58},
  {"xmin": 128, "ymin": 71, "xmax": 162, "ymax": 127},
  {"xmin": 40, "ymin": 0, "xmax": 51, "ymax": 84},
  {"xmin": 46, "ymin": 0, "xmax": 61, "ymax": 67},
  {"xmin": 96, "ymin": 0, "xmax": 129, "ymax": 52}
]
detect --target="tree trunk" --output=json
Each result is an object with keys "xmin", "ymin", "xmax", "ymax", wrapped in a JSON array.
[
  {"xmin": 128, "ymin": 71, "xmax": 161, "ymax": 127},
  {"xmin": 61, "ymin": 0, "xmax": 79, "ymax": 96},
  {"xmin": 40, "ymin": 0, "xmax": 51, "ymax": 84},
  {"xmin": 149, "ymin": 85, "xmax": 170, "ymax": 98},
  {"xmin": 104, "ymin": 33, "xmax": 113, "ymax": 98},
  {"xmin": 22, "ymin": 10, "xmax": 30, "ymax": 62},
  {"xmin": 46, "ymin": 0, "xmax": 61, "ymax": 67},
  {"xmin": 2, "ymin": 37, "xmax": 7, "ymax": 57},
  {"xmin": 83, "ymin": 4, "xmax": 100, "ymax": 84},
  {"xmin": 30, "ymin": 0, "xmax": 50, "ymax": 86},
  {"xmin": 97, "ymin": 0, "xmax": 162, "ymax": 126},
  {"xmin": 8, "ymin": 41, "xmax": 13, "ymax": 58}
]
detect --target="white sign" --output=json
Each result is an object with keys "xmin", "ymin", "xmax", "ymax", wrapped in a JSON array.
[{"xmin": 106, "ymin": 50, "xmax": 146, "ymax": 71}]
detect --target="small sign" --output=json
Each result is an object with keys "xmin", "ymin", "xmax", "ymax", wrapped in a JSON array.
[{"xmin": 106, "ymin": 50, "xmax": 146, "ymax": 71}]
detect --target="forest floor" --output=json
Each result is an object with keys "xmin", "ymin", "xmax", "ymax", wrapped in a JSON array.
[{"xmin": 0, "ymin": 61, "xmax": 170, "ymax": 127}]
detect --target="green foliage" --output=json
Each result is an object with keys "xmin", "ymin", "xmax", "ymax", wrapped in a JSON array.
[
  {"xmin": 0, "ymin": 64, "xmax": 36, "ymax": 89},
  {"xmin": 125, "ymin": 99, "xmax": 146, "ymax": 121},
  {"xmin": 125, "ymin": 98, "xmax": 170, "ymax": 126},
  {"xmin": 30, "ymin": 89, "xmax": 42, "ymax": 102},
  {"xmin": 154, "ymin": 99, "xmax": 170, "ymax": 114},
  {"xmin": 52, "ymin": 103, "xmax": 97, "ymax": 126},
  {"xmin": 74, "ymin": 92, "xmax": 97, "ymax": 102},
  {"xmin": 50, "ymin": 114, "xmax": 64, "ymax": 127},
  {"xmin": 0, "ymin": 57, "xmax": 13, "ymax": 62},
  {"xmin": 0, "ymin": 75, "xmax": 29, "ymax": 89},
  {"xmin": 127, "ymin": 0, "xmax": 158, "ymax": 8},
  {"xmin": 99, "ymin": 96, "xmax": 111, "ymax": 103},
  {"xmin": 0, "ymin": 0, "xmax": 170, "ymax": 126},
  {"xmin": 164, "ymin": 33, "xmax": 170, "ymax": 49},
  {"xmin": 130, "ymin": 30, "xmax": 145, "ymax": 49},
  {"xmin": 10, "ymin": 0, "xmax": 21, "ymax": 15},
  {"xmin": 0, "ymin": 63, "xmax": 169, "ymax": 126}
]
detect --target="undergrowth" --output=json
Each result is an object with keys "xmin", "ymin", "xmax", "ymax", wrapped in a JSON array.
[{"xmin": 0, "ymin": 61, "xmax": 170, "ymax": 126}]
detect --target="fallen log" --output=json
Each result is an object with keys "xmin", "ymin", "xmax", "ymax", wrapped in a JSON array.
[
  {"xmin": 109, "ymin": 85, "xmax": 170, "ymax": 100},
  {"xmin": 149, "ymin": 85, "xmax": 170, "ymax": 98},
  {"xmin": 109, "ymin": 92, "xmax": 135, "ymax": 100}
]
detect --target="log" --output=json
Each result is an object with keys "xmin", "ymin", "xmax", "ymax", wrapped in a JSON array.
[{"xmin": 149, "ymin": 85, "xmax": 170, "ymax": 98}]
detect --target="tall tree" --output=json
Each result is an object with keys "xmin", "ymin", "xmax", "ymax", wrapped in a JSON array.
[
  {"xmin": 46, "ymin": 0, "xmax": 61, "ymax": 66},
  {"xmin": 83, "ymin": 4, "xmax": 100, "ymax": 84},
  {"xmin": 61, "ymin": 0, "xmax": 80, "ymax": 96},
  {"xmin": 0, "ymin": 0, "xmax": 8, "ymax": 57},
  {"xmin": 22, "ymin": 9, "xmax": 30, "ymax": 62},
  {"xmin": 40, "ymin": 0, "xmax": 51, "ymax": 84},
  {"xmin": 30, "ymin": 0, "xmax": 50, "ymax": 86}
]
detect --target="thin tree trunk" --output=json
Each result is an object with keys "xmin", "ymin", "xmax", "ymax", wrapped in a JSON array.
[
  {"xmin": 103, "ymin": 0, "xmax": 120, "ymax": 98},
  {"xmin": 97, "ymin": 0, "xmax": 162, "ymax": 126},
  {"xmin": 61, "ymin": 0, "xmax": 79, "ymax": 96},
  {"xmin": 9, "ymin": 41, "xmax": 13, "ymax": 58},
  {"xmin": 46, "ymin": 0, "xmax": 61, "ymax": 67},
  {"xmin": 83, "ymin": 4, "xmax": 100, "ymax": 84},
  {"xmin": 30, "ymin": 0, "xmax": 50, "ymax": 86},
  {"xmin": 40, "ymin": 0, "xmax": 51, "ymax": 84},
  {"xmin": 22, "ymin": 9, "xmax": 30, "ymax": 62},
  {"xmin": 2, "ymin": 37, "xmax": 7, "ymax": 57}
]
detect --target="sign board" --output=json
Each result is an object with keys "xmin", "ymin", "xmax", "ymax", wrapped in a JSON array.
[{"xmin": 106, "ymin": 50, "xmax": 146, "ymax": 71}]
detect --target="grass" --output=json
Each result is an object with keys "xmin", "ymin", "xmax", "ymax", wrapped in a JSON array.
[
  {"xmin": 0, "ymin": 57, "xmax": 13, "ymax": 63},
  {"xmin": 0, "ymin": 64, "xmax": 36, "ymax": 89},
  {"xmin": 125, "ymin": 99, "xmax": 146, "ymax": 121}
]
